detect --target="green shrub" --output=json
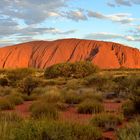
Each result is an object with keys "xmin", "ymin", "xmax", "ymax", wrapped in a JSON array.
[
  {"xmin": 44, "ymin": 61, "xmax": 99, "ymax": 79},
  {"xmin": 122, "ymin": 100, "xmax": 136, "ymax": 117},
  {"xmin": 117, "ymin": 121, "xmax": 140, "ymax": 140},
  {"xmin": 82, "ymin": 92, "xmax": 103, "ymax": 102},
  {"xmin": 6, "ymin": 95, "xmax": 24, "ymax": 105},
  {"xmin": 32, "ymin": 87, "xmax": 47, "ymax": 96},
  {"xmin": 0, "ymin": 86, "xmax": 14, "ymax": 97},
  {"xmin": 19, "ymin": 76, "xmax": 39, "ymax": 96},
  {"xmin": 42, "ymin": 121, "xmax": 102, "ymax": 140},
  {"xmin": 37, "ymin": 86, "xmax": 62, "ymax": 103},
  {"xmin": 30, "ymin": 101, "xmax": 58, "ymax": 119},
  {"xmin": 72, "ymin": 61, "xmax": 99, "ymax": 78},
  {"xmin": 14, "ymin": 120, "xmax": 102, "ymax": 140},
  {"xmin": 6, "ymin": 68, "xmax": 35, "ymax": 86},
  {"xmin": 0, "ymin": 98, "xmax": 14, "ymax": 110},
  {"xmin": 77, "ymin": 99, "xmax": 104, "ymax": 114},
  {"xmin": 63, "ymin": 91, "xmax": 83, "ymax": 105},
  {"xmin": 91, "ymin": 113, "xmax": 123, "ymax": 131},
  {"xmin": 85, "ymin": 75, "xmax": 114, "ymax": 91},
  {"xmin": 130, "ymin": 88, "xmax": 140, "ymax": 114}
]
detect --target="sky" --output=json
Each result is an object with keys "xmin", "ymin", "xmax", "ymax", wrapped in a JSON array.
[{"xmin": 0, "ymin": 0, "xmax": 140, "ymax": 49}]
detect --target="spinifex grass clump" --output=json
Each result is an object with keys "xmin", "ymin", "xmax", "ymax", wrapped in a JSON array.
[
  {"xmin": 63, "ymin": 91, "xmax": 83, "ymax": 105},
  {"xmin": 6, "ymin": 95, "xmax": 24, "ymax": 105},
  {"xmin": 0, "ymin": 98, "xmax": 14, "ymax": 110},
  {"xmin": 122, "ymin": 100, "xmax": 136, "ymax": 118},
  {"xmin": 117, "ymin": 121, "xmax": 140, "ymax": 140},
  {"xmin": 90, "ymin": 113, "xmax": 124, "ymax": 131},
  {"xmin": 0, "ymin": 112, "xmax": 22, "ymax": 122},
  {"xmin": 13, "ymin": 120, "xmax": 102, "ymax": 140},
  {"xmin": 0, "ymin": 86, "xmax": 14, "ymax": 97},
  {"xmin": 77, "ymin": 99, "xmax": 104, "ymax": 114},
  {"xmin": 30, "ymin": 101, "xmax": 58, "ymax": 119}
]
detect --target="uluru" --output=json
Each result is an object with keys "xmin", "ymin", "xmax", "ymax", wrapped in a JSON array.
[{"xmin": 0, "ymin": 38, "xmax": 140, "ymax": 69}]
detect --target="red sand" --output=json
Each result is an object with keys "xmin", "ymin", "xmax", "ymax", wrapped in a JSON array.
[
  {"xmin": 60, "ymin": 107, "xmax": 93, "ymax": 124},
  {"xmin": 0, "ymin": 38, "xmax": 140, "ymax": 69},
  {"xmin": 2, "ymin": 100, "xmax": 124, "ymax": 140},
  {"xmin": 3, "ymin": 101, "xmax": 32, "ymax": 118}
]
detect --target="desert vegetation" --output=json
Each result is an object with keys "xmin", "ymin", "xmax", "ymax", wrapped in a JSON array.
[{"xmin": 0, "ymin": 61, "xmax": 139, "ymax": 140}]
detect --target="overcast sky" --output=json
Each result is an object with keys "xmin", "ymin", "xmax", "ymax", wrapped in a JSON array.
[{"xmin": 0, "ymin": 0, "xmax": 140, "ymax": 48}]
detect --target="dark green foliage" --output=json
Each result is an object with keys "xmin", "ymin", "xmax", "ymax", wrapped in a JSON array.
[
  {"xmin": 77, "ymin": 99, "xmax": 104, "ymax": 114},
  {"xmin": 0, "ymin": 77, "xmax": 8, "ymax": 86},
  {"xmin": 129, "ymin": 88, "xmax": 140, "ymax": 114},
  {"xmin": 20, "ymin": 76, "xmax": 39, "ymax": 96},
  {"xmin": 122, "ymin": 100, "xmax": 136, "ymax": 117},
  {"xmin": 44, "ymin": 61, "xmax": 99, "ymax": 79},
  {"xmin": 91, "ymin": 113, "xmax": 123, "ymax": 131},
  {"xmin": 6, "ymin": 68, "xmax": 35, "ymax": 86}
]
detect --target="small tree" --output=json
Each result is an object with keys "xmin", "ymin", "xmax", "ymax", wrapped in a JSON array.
[
  {"xmin": 6, "ymin": 68, "xmax": 35, "ymax": 87},
  {"xmin": 20, "ymin": 76, "xmax": 39, "ymax": 96}
]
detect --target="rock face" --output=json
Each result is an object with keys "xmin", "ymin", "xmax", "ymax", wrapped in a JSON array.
[{"xmin": 0, "ymin": 38, "xmax": 140, "ymax": 69}]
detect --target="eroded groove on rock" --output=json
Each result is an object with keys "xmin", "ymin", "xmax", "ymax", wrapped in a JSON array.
[{"xmin": 0, "ymin": 38, "xmax": 139, "ymax": 69}]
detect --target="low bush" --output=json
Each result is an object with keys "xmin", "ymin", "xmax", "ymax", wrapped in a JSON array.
[
  {"xmin": 44, "ymin": 61, "xmax": 99, "ymax": 79},
  {"xmin": 14, "ymin": 120, "xmax": 102, "ymax": 140},
  {"xmin": 63, "ymin": 91, "xmax": 83, "ymax": 105},
  {"xmin": 30, "ymin": 101, "xmax": 58, "ymax": 119},
  {"xmin": 82, "ymin": 92, "xmax": 103, "ymax": 102},
  {"xmin": 122, "ymin": 100, "xmax": 136, "ymax": 118},
  {"xmin": 77, "ymin": 99, "xmax": 104, "ymax": 114},
  {"xmin": 66, "ymin": 79, "xmax": 84, "ymax": 89},
  {"xmin": 0, "ymin": 98, "xmax": 14, "ymax": 110},
  {"xmin": 6, "ymin": 68, "xmax": 35, "ymax": 86},
  {"xmin": 6, "ymin": 95, "xmax": 24, "ymax": 105},
  {"xmin": 85, "ymin": 75, "xmax": 114, "ymax": 91},
  {"xmin": 38, "ymin": 86, "xmax": 63, "ymax": 103},
  {"xmin": 0, "ymin": 86, "xmax": 14, "ymax": 97},
  {"xmin": 42, "ymin": 121, "xmax": 102, "ymax": 140},
  {"xmin": 91, "ymin": 113, "xmax": 123, "ymax": 131},
  {"xmin": 117, "ymin": 121, "xmax": 140, "ymax": 140}
]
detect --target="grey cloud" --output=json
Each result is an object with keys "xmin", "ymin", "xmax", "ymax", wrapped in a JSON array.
[
  {"xmin": 85, "ymin": 32, "xmax": 140, "ymax": 42},
  {"xmin": 88, "ymin": 11, "xmax": 135, "ymax": 24},
  {"xmin": 0, "ymin": 0, "xmax": 68, "ymax": 25},
  {"xmin": 63, "ymin": 9, "xmax": 87, "ymax": 21},
  {"xmin": 108, "ymin": 0, "xmax": 140, "ymax": 7}
]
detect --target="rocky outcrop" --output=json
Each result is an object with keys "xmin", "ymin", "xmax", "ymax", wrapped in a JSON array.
[{"xmin": 0, "ymin": 38, "xmax": 139, "ymax": 69}]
